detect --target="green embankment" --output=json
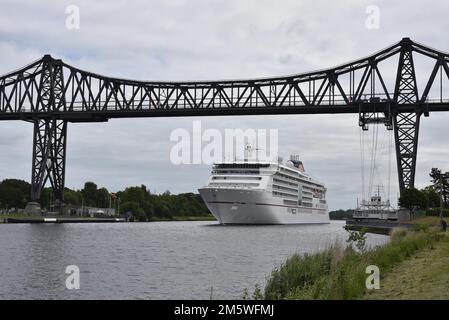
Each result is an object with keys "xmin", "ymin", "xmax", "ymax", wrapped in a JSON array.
[
  {"xmin": 261, "ymin": 227, "xmax": 444, "ymax": 300},
  {"xmin": 363, "ymin": 232, "xmax": 449, "ymax": 299},
  {"xmin": 408, "ymin": 216, "xmax": 442, "ymax": 225}
]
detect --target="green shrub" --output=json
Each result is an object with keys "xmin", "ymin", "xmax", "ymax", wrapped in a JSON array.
[{"xmin": 264, "ymin": 248, "xmax": 336, "ymax": 299}]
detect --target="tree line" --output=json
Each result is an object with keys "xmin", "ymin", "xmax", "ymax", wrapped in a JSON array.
[
  {"xmin": 328, "ymin": 209, "xmax": 354, "ymax": 220},
  {"xmin": 2, "ymin": 167, "xmax": 448, "ymax": 220},
  {"xmin": 0, "ymin": 179, "xmax": 211, "ymax": 220},
  {"xmin": 398, "ymin": 168, "xmax": 449, "ymax": 216}
]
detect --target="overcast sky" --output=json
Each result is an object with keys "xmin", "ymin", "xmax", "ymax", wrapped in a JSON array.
[{"xmin": 1, "ymin": 0, "xmax": 449, "ymax": 210}]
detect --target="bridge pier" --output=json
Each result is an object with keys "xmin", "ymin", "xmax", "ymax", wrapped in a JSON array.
[
  {"xmin": 24, "ymin": 201, "xmax": 42, "ymax": 215},
  {"xmin": 29, "ymin": 118, "xmax": 67, "ymax": 212},
  {"xmin": 393, "ymin": 112, "xmax": 421, "ymax": 192}
]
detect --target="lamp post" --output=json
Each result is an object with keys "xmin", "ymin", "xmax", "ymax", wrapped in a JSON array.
[
  {"xmin": 440, "ymin": 187, "xmax": 443, "ymax": 223},
  {"xmin": 437, "ymin": 172, "xmax": 449, "ymax": 230},
  {"xmin": 117, "ymin": 197, "xmax": 120, "ymax": 216}
]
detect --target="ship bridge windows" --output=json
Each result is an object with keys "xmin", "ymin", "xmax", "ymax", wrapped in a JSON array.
[
  {"xmin": 275, "ymin": 172, "xmax": 313, "ymax": 185},
  {"xmin": 212, "ymin": 176, "xmax": 262, "ymax": 181},
  {"xmin": 212, "ymin": 170, "xmax": 260, "ymax": 175},
  {"xmin": 209, "ymin": 182, "xmax": 260, "ymax": 188},
  {"xmin": 214, "ymin": 163, "xmax": 271, "ymax": 169},
  {"xmin": 275, "ymin": 171, "xmax": 324, "ymax": 189}
]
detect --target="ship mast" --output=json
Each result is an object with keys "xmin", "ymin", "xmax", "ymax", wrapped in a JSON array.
[{"xmin": 245, "ymin": 144, "xmax": 262, "ymax": 161}]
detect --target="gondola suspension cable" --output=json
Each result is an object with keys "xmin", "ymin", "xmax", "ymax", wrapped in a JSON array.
[
  {"xmin": 368, "ymin": 122, "xmax": 379, "ymax": 198},
  {"xmin": 375, "ymin": 125, "xmax": 389, "ymax": 192},
  {"xmin": 359, "ymin": 126, "xmax": 365, "ymax": 202},
  {"xmin": 387, "ymin": 130, "xmax": 393, "ymax": 205},
  {"xmin": 359, "ymin": 117, "xmax": 394, "ymax": 209}
]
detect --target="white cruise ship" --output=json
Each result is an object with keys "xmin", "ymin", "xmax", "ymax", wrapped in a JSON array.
[{"xmin": 198, "ymin": 154, "xmax": 329, "ymax": 224}]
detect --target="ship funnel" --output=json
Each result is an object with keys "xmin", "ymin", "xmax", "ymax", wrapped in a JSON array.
[{"xmin": 289, "ymin": 154, "xmax": 305, "ymax": 172}]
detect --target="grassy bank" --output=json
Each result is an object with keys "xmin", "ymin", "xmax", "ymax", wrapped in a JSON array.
[
  {"xmin": 408, "ymin": 216, "xmax": 442, "ymax": 226},
  {"xmin": 262, "ymin": 228, "xmax": 443, "ymax": 300},
  {"xmin": 363, "ymin": 232, "xmax": 449, "ymax": 299}
]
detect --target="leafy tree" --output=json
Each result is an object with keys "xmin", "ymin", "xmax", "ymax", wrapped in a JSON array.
[
  {"xmin": 399, "ymin": 187, "xmax": 427, "ymax": 211},
  {"xmin": 64, "ymin": 188, "xmax": 82, "ymax": 206},
  {"xmin": 82, "ymin": 181, "xmax": 98, "ymax": 206},
  {"xmin": 421, "ymin": 186, "xmax": 441, "ymax": 209},
  {"xmin": 95, "ymin": 187, "xmax": 110, "ymax": 208},
  {"xmin": 329, "ymin": 209, "xmax": 353, "ymax": 220},
  {"xmin": 120, "ymin": 201, "xmax": 146, "ymax": 221},
  {"xmin": 430, "ymin": 168, "xmax": 449, "ymax": 207},
  {"xmin": 0, "ymin": 179, "xmax": 30, "ymax": 209},
  {"xmin": 121, "ymin": 186, "xmax": 147, "ymax": 204}
]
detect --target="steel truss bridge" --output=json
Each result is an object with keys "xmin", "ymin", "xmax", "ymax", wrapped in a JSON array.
[{"xmin": 1, "ymin": 37, "xmax": 449, "ymax": 206}]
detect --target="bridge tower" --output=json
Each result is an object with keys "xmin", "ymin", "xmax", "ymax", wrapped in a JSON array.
[
  {"xmin": 30, "ymin": 56, "xmax": 67, "ymax": 211},
  {"xmin": 393, "ymin": 38, "xmax": 421, "ymax": 193},
  {"xmin": 358, "ymin": 38, "xmax": 422, "ymax": 195}
]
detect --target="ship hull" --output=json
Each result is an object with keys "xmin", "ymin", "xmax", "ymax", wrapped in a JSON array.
[{"xmin": 199, "ymin": 187, "xmax": 329, "ymax": 225}]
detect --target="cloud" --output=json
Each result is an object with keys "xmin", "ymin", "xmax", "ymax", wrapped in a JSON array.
[{"xmin": 1, "ymin": 0, "xmax": 449, "ymax": 210}]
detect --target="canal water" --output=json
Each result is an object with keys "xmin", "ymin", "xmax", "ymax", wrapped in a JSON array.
[{"xmin": 0, "ymin": 221, "xmax": 388, "ymax": 299}]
